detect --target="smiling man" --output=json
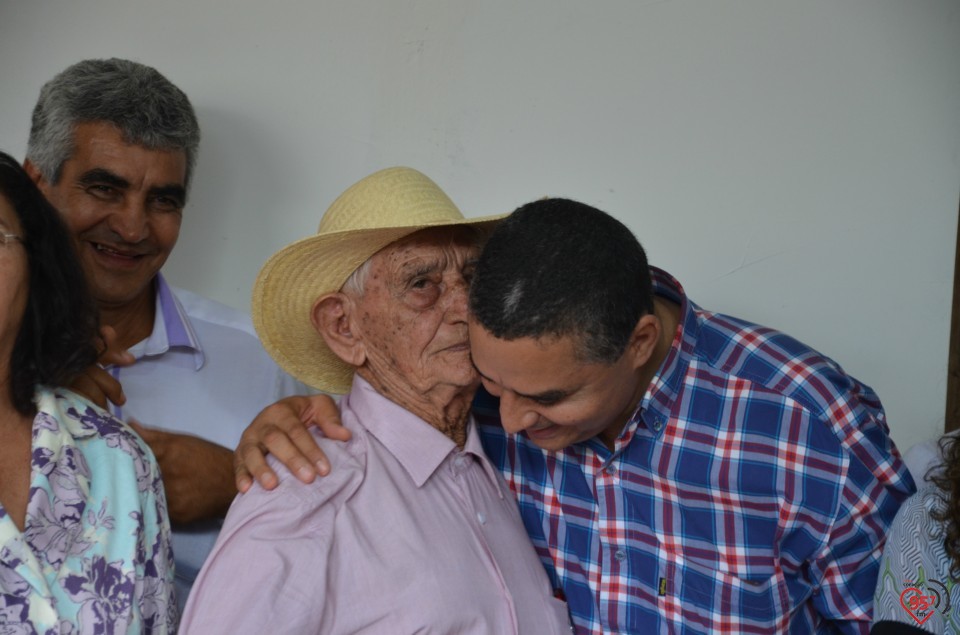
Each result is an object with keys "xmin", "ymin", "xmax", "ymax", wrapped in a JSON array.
[
  {"xmin": 466, "ymin": 198, "xmax": 915, "ymax": 634},
  {"xmin": 21, "ymin": 58, "xmax": 309, "ymax": 609},
  {"xmin": 30, "ymin": 120, "xmax": 186, "ymax": 346}
]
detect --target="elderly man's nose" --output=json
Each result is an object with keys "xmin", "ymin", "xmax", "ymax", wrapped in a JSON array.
[{"xmin": 444, "ymin": 278, "xmax": 470, "ymax": 321}]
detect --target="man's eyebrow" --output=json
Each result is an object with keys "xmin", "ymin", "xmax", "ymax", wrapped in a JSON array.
[
  {"xmin": 400, "ymin": 259, "xmax": 440, "ymax": 278},
  {"xmin": 77, "ymin": 169, "xmax": 186, "ymax": 204},
  {"xmin": 520, "ymin": 389, "xmax": 568, "ymax": 403},
  {"xmin": 474, "ymin": 368, "xmax": 568, "ymax": 403},
  {"xmin": 147, "ymin": 183, "xmax": 187, "ymax": 205},
  {"xmin": 77, "ymin": 168, "xmax": 130, "ymax": 189}
]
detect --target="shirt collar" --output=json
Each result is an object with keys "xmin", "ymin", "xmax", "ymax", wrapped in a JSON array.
[
  {"xmin": 126, "ymin": 273, "xmax": 204, "ymax": 369},
  {"xmin": 344, "ymin": 376, "xmax": 502, "ymax": 493}
]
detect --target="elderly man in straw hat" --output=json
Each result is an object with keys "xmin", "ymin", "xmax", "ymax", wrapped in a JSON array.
[{"xmin": 179, "ymin": 167, "xmax": 571, "ymax": 634}]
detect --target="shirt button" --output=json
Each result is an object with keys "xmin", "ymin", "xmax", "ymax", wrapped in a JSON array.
[
  {"xmin": 476, "ymin": 512, "xmax": 486, "ymax": 525},
  {"xmin": 604, "ymin": 465, "xmax": 617, "ymax": 476},
  {"xmin": 614, "ymin": 549, "xmax": 627, "ymax": 562},
  {"xmin": 652, "ymin": 418, "xmax": 663, "ymax": 431}
]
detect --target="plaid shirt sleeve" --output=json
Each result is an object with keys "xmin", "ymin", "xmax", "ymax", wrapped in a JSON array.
[
  {"xmin": 662, "ymin": 313, "xmax": 916, "ymax": 634},
  {"xmin": 802, "ymin": 376, "xmax": 916, "ymax": 634}
]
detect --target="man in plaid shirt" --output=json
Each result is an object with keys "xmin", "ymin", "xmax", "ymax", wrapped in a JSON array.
[
  {"xmin": 238, "ymin": 197, "xmax": 914, "ymax": 634},
  {"xmin": 467, "ymin": 198, "xmax": 914, "ymax": 634}
]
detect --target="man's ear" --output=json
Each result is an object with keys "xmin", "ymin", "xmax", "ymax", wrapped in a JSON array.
[
  {"xmin": 22, "ymin": 159, "xmax": 46, "ymax": 187},
  {"xmin": 311, "ymin": 292, "xmax": 366, "ymax": 367},
  {"xmin": 626, "ymin": 313, "xmax": 661, "ymax": 370}
]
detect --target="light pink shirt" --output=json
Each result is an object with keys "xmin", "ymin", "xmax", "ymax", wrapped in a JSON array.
[{"xmin": 180, "ymin": 376, "xmax": 571, "ymax": 634}]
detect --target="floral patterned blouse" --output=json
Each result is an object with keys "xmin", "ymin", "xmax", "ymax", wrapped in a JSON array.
[{"xmin": 0, "ymin": 387, "xmax": 176, "ymax": 633}]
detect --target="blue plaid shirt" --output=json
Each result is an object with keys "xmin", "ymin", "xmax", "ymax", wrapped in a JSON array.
[{"xmin": 476, "ymin": 267, "xmax": 914, "ymax": 634}]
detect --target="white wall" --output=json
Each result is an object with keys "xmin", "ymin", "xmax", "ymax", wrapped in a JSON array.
[{"xmin": 1, "ymin": 0, "xmax": 957, "ymax": 453}]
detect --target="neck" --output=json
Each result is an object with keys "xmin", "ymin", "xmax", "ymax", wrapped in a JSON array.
[
  {"xmin": 356, "ymin": 369, "xmax": 475, "ymax": 448},
  {"xmin": 0, "ymin": 371, "xmax": 34, "ymax": 444},
  {"xmin": 598, "ymin": 297, "xmax": 681, "ymax": 450},
  {"xmin": 637, "ymin": 296, "xmax": 681, "ymax": 395},
  {"xmin": 98, "ymin": 283, "xmax": 157, "ymax": 351}
]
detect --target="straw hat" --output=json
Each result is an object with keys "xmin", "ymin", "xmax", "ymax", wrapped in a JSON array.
[{"xmin": 252, "ymin": 167, "xmax": 505, "ymax": 394}]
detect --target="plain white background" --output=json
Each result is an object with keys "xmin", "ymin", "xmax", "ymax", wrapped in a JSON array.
[{"xmin": 0, "ymin": 0, "xmax": 957, "ymax": 453}]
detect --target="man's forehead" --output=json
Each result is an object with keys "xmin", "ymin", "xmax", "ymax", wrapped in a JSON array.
[
  {"xmin": 66, "ymin": 121, "xmax": 187, "ymax": 185},
  {"xmin": 379, "ymin": 231, "xmax": 478, "ymax": 269},
  {"xmin": 393, "ymin": 225, "xmax": 479, "ymax": 249},
  {"xmin": 469, "ymin": 322, "xmax": 583, "ymax": 381}
]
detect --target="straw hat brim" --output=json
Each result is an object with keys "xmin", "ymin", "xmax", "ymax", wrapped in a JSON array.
[{"xmin": 252, "ymin": 213, "xmax": 505, "ymax": 394}]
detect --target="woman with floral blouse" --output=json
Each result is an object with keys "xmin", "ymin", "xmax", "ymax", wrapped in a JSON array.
[{"xmin": 0, "ymin": 152, "xmax": 175, "ymax": 633}]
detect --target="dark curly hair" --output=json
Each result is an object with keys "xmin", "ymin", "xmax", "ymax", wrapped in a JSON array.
[
  {"xmin": 931, "ymin": 433, "xmax": 960, "ymax": 578},
  {"xmin": 0, "ymin": 150, "xmax": 99, "ymax": 415}
]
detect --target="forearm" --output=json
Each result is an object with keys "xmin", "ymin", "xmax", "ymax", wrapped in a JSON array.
[{"xmin": 133, "ymin": 422, "xmax": 240, "ymax": 525}]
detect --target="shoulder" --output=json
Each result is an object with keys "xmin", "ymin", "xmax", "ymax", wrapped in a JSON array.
[
  {"xmin": 879, "ymin": 483, "xmax": 949, "ymax": 582},
  {"xmin": 31, "ymin": 388, "xmax": 168, "ymax": 537},
  {"xmin": 888, "ymin": 483, "xmax": 946, "ymax": 541},
  {"xmin": 238, "ymin": 427, "xmax": 367, "ymax": 514},
  {"xmin": 35, "ymin": 387, "xmax": 157, "ymax": 465},
  {"xmin": 692, "ymin": 308, "xmax": 877, "ymax": 422},
  {"xmin": 904, "ymin": 431, "xmax": 958, "ymax": 485},
  {"xmin": 170, "ymin": 285, "xmax": 258, "ymax": 337}
]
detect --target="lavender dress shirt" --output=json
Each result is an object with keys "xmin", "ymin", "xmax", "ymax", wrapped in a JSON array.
[{"xmin": 180, "ymin": 376, "xmax": 571, "ymax": 634}]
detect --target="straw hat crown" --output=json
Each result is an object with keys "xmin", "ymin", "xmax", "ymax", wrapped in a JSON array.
[
  {"xmin": 318, "ymin": 166, "xmax": 464, "ymax": 234},
  {"xmin": 252, "ymin": 167, "xmax": 505, "ymax": 394}
]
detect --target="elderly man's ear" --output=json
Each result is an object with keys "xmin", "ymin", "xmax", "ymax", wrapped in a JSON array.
[{"xmin": 311, "ymin": 293, "xmax": 366, "ymax": 367}]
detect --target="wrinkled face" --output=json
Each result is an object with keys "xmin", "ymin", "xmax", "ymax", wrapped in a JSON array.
[
  {"xmin": 0, "ymin": 195, "xmax": 28, "ymax": 367},
  {"xmin": 33, "ymin": 121, "xmax": 187, "ymax": 310},
  {"xmin": 353, "ymin": 227, "xmax": 479, "ymax": 395},
  {"xmin": 468, "ymin": 322, "xmax": 645, "ymax": 451}
]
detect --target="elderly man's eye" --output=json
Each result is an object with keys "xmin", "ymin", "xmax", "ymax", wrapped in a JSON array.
[{"xmin": 404, "ymin": 277, "xmax": 443, "ymax": 309}]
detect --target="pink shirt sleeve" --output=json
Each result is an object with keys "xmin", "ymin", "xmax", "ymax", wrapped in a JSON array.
[{"xmin": 179, "ymin": 443, "xmax": 362, "ymax": 634}]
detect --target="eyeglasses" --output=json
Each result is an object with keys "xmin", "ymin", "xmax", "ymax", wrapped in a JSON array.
[{"xmin": 0, "ymin": 232, "xmax": 24, "ymax": 247}]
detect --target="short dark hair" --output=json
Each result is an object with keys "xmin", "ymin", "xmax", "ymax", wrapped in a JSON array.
[
  {"xmin": 469, "ymin": 198, "xmax": 654, "ymax": 363},
  {"xmin": 26, "ymin": 57, "xmax": 200, "ymax": 191},
  {"xmin": 0, "ymin": 151, "xmax": 99, "ymax": 415}
]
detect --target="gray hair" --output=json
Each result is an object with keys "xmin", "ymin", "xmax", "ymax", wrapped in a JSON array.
[
  {"xmin": 341, "ymin": 257, "xmax": 374, "ymax": 297},
  {"xmin": 26, "ymin": 58, "xmax": 201, "ymax": 191}
]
